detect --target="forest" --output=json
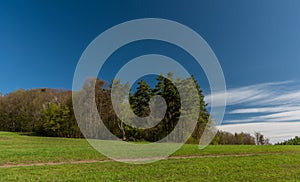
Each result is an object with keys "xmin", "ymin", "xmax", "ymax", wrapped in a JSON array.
[{"xmin": 0, "ymin": 74, "xmax": 258, "ymax": 144}]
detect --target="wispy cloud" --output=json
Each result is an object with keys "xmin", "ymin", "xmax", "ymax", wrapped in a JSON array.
[
  {"xmin": 205, "ymin": 81, "xmax": 293, "ymax": 107},
  {"xmin": 255, "ymin": 91, "xmax": 300, "ymax": 106},
  {"xmin": 206, "ymin": 80, "xmax": 300, "ymax": 143},
  {"xmin": 228, "ymin": 110, "xmax": 300, "ymax": 123},
  {"xmin": 229, "ymin": 106, "xmax": 300, "ymax": 114}
]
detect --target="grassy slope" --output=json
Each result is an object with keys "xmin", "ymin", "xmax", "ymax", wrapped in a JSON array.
[
  {"xmin": 1, "ymin": 132, "xmax": 300, "ymax": 181},
  {"xmin": 0, "ymin": 132, "xmax": 106, "ymax": 165}
]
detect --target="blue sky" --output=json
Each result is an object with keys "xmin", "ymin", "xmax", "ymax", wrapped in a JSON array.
[{"xmin": 1, "ymin": 0, "xmax": 300, "ymax": 142}]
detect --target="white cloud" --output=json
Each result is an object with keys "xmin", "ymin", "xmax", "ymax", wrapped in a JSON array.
[
  {"xmin": 255, "ymin": 91, "xmax": 300, "ymax": 106},
  {"xmin": 218, "ymin": 122, "xmax": 300, "ymax": 144},
  {"xmin": 205, "ymin": 81, "xmax": 293, "ymax": 107},
  {"xmin": 230, "ymin": 106, "xmax": 300, "ymax": 114},
  {"xmin": 228, "ymin": 109, "xmax": 300, "ymax": 123}
]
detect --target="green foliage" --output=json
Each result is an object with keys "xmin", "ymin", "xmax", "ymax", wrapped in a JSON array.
[
  {"xmin": 42, "ymin": 103, "xmax": 76, "ymax": 137},
  {"xmin": 130, "ymin": 80, "xmax": 152, "ymax": 117},
  {"xmin": 211, "ymin": 131, "xmax": 256, "ymax": 145},
  {"xmin": 276, "ymin": 136, "xmax": 300, "ymax": 145},
  {"xmin": 0, "ymin": 89, "xmax": 71, "ymax": 133},
  {"xmin": 1, "ymin": 74, "xmax": 255, "ymax": 145}
]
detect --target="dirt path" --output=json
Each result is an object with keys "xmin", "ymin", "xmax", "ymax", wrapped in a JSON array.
[{"xmin": 0, "ymin": 152, "xmax": 297, "ymax": 168}]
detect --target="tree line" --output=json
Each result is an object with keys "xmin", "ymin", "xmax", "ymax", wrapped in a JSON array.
[
  {"xmin": 0, "ymin": 74, "xmax": 257, "ymax": 144},
  {"xmin": 276, "ymin": 136, "xmax": 300, "ymax": 145}
]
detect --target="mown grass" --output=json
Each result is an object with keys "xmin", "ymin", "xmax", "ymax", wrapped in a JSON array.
[
  {"xmin": 0, "ymin": 132, "xmax": 106, "ymax": 165},
  {"xmin": 1, "ymin": 132, "xmax": 300, "ymax": 181},
  {"xmin": 1, "ymin": 153, "xmax": 300, "ymax": 181},
  {"xmin": 1, "ymin": 132, "xmax": 300, "ymax": 164},
  {"xmin": 173, "ymin": 143, "xmax": 300, "ymax": 156}
]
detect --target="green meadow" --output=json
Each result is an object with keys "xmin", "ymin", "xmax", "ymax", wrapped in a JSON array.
[{"xmin": 1, "ymin": 132, "xmax": 300, "ymax": 181}]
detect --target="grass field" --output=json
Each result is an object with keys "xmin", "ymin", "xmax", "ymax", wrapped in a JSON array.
[{"xmin": 1, "ymin": 132, "xmax": 300, "ymax": 181}]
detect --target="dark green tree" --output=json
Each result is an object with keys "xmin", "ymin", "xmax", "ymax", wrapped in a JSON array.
[{"xmin": 276, "ymin": 136, "xmax": 300, "ymax": 145}]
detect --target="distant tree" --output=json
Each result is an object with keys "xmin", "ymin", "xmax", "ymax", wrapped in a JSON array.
[
  {"xmin": 130, "ymin": 80, "xmax": 152, "ymax": 118},
  {"xmin": 189, "ymin": 76, "xmax": 210, "ymax": 143},
  {"xmin": 0, "ymin": 88, "xmax": 73, "ymax": 135},
  {"xmin": 111, "ymin": 79, "xmax": 131, "ymax": 140},
  {"xmin": 276, "ymin": 136, "xmax": 300, "ymax": 145},
  {"xmin": 212, "ymin": 131, "xmax": 255, "ymax": 145},
  {"xmin": 255, "ymin": 132, "xmax": 270, "ymax": 145},
  {"xmin": 119, "ymin": 99, "xmax": 135, "ymax": 140},
  {"xmin": 150, "ymin": 74, "xmax": 181, "ymax": 142},
  {"xmin": 42, "ymin": 103, "xmax": 70, "ymax": 137},
  {"xmin": 0, "ymin": 75, "xmax": 248, "ymax": 145}
]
